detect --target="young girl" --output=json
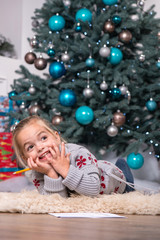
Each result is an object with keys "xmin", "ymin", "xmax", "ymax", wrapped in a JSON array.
[{"xmin": 12, "ymin": 115, "xmax": 134, "ymax": 198}]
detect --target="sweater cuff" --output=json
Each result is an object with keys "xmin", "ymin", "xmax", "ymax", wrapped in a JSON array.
[
  {"xmin": 62, "ymin": 165, "xmax": 82, "ymax": 190},
  {"xmin": 44, "ymin": 175, "xmax": 66, "ymax": 192}
]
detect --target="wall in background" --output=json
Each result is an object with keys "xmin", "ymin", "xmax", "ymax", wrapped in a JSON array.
[{"xmin": 0, "ymin": 0, "xmax": 159, "ymax": 95}]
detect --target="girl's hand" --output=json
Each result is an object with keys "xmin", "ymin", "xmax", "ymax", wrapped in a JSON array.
[
  {"xmin": 27, "ymin": 156, "xmax": 59, "ymax": 179},
  {"xmin": 48, "ymin": 142, "xmax": 70, "ymax": 178}
]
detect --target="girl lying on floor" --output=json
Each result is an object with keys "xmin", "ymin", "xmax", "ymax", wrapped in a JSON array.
[{"xmin": 12, "ymin": 115, "xmax": 134, "ymax": 197}]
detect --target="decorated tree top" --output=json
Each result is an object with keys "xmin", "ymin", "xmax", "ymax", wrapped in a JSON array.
[{"xmin": 9, "ymin": 0, "xmax": 160, "ymax": 163}]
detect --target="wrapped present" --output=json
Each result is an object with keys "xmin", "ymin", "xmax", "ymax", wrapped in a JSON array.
[{"xmin": 0, "ymin": 132, "xmax": 22, "ymax": 181}]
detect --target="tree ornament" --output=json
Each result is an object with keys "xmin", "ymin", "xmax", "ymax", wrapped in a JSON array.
[
  {"xmin": 127, "ymin": 152, "xmax": 144, "ymax": 169},
  {"xmin": 34, "ymin": 56, "xmax": 47, "ymax": 70},
  {"xmin": 49, "ymin": 61, "xmax": 66, "ymax": 79},
  {"xmin": 138, "ymin": 0, "xmax": 145, "ymax": 8},
  {"xmin": 61, "ymin": 51, "xmax": 70, "ymax": 62},
  {"xmin": 59, "ymin": 89, "xmax": 76, "ymax": 107},
  {"xmin": 112, "ymin": 15, "xmax": 122, "ymax": 25},
  {"xmin": 119, "ymin": 85, "xmax": 128, "ymax": 95},
  {"xmin": 103, "ymin": 20, "xmax": 115, "ymax": 33},
  {"xmin": 30, "ymin": 36, "xmax": 39, "ymax": 48},
  {"xmin": 15, "ymin": 91, "xmax": 30, "ymax": 107},
  {"xmin": 52, "ymin": 115, "xmax": 64, "ymax": 125},
  {"xmin": 75, "ymin": 22, "xmax": 82, "ymax": 32},
  {"xmin": 100, "ymin": 80, "xmax": 108, "ymax": 91},
  {"xmin": 157, "ymin": 32, "xmax": 160, "ymax": 40},
  {"xmin": 85, "ymin": 56, "xmax": 95, "ymax": 67},
  {"xmin": 75, "ymin": 106, "xmax": 94, "ymax": 125},
  {"xmin": 48, "ymin": 14, "xmax": 65, "ymax": 31},
  {"xmin": 75, "ymin": 8, "xmax": 92, "ymax": 23},
  {"xmin": 99, "ymin": 45, "xmax": 110, "ymax": 57},
  {"xmin": 32, "ymin": 19, "xmax": 39, "ymax": 28},
  {"xmin": 110, "ymin": 87, "xmax": 121, "ymax": 99},
  {"xmin": 29, "ymin": 103, "xmax": 41, "ymax": 115},
  {"xmin": 47, "ymin": 47, "xmax": 55, "ymax": 57},
  {"xmin": 125, "ymin": 90, "xmax": 131, "ymax": 104},
  {"xmin": 119, "ymin": 30, "xmax": 132, "ymax": 43},
  {"xmin": 146, "ymin": 98, "xmax": 157, "ymax": 111},
  {"xmin": 8, "ymin": 90, "xmax": 17, "ymax": 100},
  {"xmin": 83, "ymin": 85, "xmax": 94, "ymax": 98},
  {"xmin": 139, "ymin": 54, "xmax": 145, "ymax": 62},
  {"xmin": 19, "ymin": 101, "xmax": 26, "ymax": 110},
  {"xmin": 113, "ymin": 110, "xmax": 126, "ymax": 126},
  {"xmin": 108, "ymin": 47, "xmax": 123, "ymax": 65},
  {"xmin": 24, "ymin": 51, "xmax": 37, "ymax": 64},
  {"xmin": 156, "ymin": 59, "xmax": 160, "ymax": 69},
  {"xmin": 63, "ymin": 0, "xmax": 71, "ymax": 7},
  {"xmin": 107, "ymin": 123, "xmax": 118, "ymax": 137},
  {"xmin": 102, "ymin": 0, "xmax": 118, "ymax": 5},
  {"xmin": 28, "ymin": 84, "xmax": 36, "ymax": 95}
]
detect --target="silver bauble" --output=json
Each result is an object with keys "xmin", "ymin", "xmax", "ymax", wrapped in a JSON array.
[
  {"xmin": 19, "ymin": 102, "xmax": 25, "ymax": 110},
  {"xmin": 99, "ymin": 45, "xmax": 110, "ymax": 57},
  {"xmin": 107, "ymin": 124, "xmax": 118, "ymax": 137},
  {"xmin": 83, "ymin": 86, "xmax": 94, "ymax": 98},
  {"xmin": 29, "ymin": 104, "xmax": 41, "ymax": 115},
  {"xmin": 28, "ymin": 85, "xmax": 36, "ymax": 95},
  {"xmin": 63, "ymin": 0, "xmax": 71, "ymax": 7},
  {"xmin": 139, "ymin": 54, "xmax": 145, "ymax": 62},
  {"xmin": 100, "ymin": 81, "xmax": 108, "ymax": 91},
  {"xmin": 61, "ymin": 51, "xmax": 70, "ymax": 62},
  {"xmin": 30, "ymin": 36, "xmax": 39, "ymax": 48},
  {"xmin": 119, "ymin": 85, "xmax": 128, "ymax": 95}
]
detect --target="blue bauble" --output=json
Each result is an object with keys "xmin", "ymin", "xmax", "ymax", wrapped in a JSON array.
[
  {"xmin": 49, "ymin": 62, "xmax": 66, "ymax": 79},
  {"xmin": 102, "ymin": 0, "xmax": 118, "ymax": 6},
  {"xmin": 48, "ymin": 15, "xmax": 65, "ymax": 31},
  {"xmin": 110, "ymin": 87, "xmax": 121, "ymax": 99},
  {"xmin": 127, "ymin": 153, "xmax": 144, "ymax": 170},
  {"xmin": 16, "ymin": 92, "xmax": 31, "ymax": 107},
  {"xmin": 8, "ymin": 91, "xmax": 17, "ymax": 100},
  {"xmin": 109, "ymin": 48, "xmax": 123, "ymax": 65},
  {"xmin": 75, "ymin": 8, "xmax": 92, "ymax": 23},
  {"xmin": 47, "ymin": 48, "xmax": 55, "ymax": 57},
  {"xmin": 75, "ymin": 23, "xmax": 82, "ymax": 32},
  {"xmin": 85, "ymin": 57, "xmax": 95, "ymax": 67},
  {"xmin": 59, "ymin": 89, "xmax": 76, "ymax": 107},
  {"xmin": 112, "ymin": 15, "xmax": 122, "ymax": 25},
  {"xmin": 146, "ymin": 99, "xmax": 157, "ymax": 111},
  {"xmin": 75, "ymin": 106, "xmax": 94, "ymax": 125},
  {"xmin": 156, "ymin": 61, "xmax": 160, "ymax": 69}
]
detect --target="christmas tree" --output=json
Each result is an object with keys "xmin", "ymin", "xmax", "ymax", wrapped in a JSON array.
[
  {"xmin": 9, "ymin": 0, "xmax": 160, "ymax": 169},
  {"xmin": 0, "ymin": 34, "xmax": 15, "ymax": 58}
]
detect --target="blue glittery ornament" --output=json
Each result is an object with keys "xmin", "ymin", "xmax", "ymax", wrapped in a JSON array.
[
  {"xmin": 75, "ymin": 8, "xmax": 92, "ymax": 23},
  {"xmin": 110, "ymin": 87, "xmax": 121, "ymax": 99},
  {"xmin": 146, "ymin": 99, "xmax": 157, "ymax": 111},
  {"xmin": 109, "ymin": 48, "xmax": 123, "ymax": 65},
  {"xmin": 102, "ymin": 0, "xmax": 118, "ymax": 6},
  {"xmin": 47, "ymin": 48, "xmax": 55, "ymax": 57},
  {"xmin": 48, "ymin": 15, "xmax": 65, "ymax": 31},
  {"xmin": 75, "ymin": 106, "xmax": 94, "ymax": 125},
  {"xmin": 85, "ymin": 57, "xmax": 95, "ymax": 67},
  {"xmin": 127, "ymin": 152, "xmax": 144, "ymax": 169},
  {"xmin": 156, "ymin": 60, "xmax": 160, "ymax": 69},
  {"xmin": 59, "ymin": 89, "xmax": 76, "ymax": 107},
  {"xmin": 112, "ymin": 15, "xmax": 122, "ymax": 25},
  {"xmin": 8, "ymin": 91, "xmax": 17, "ymax": 100},
  {"xmin": 49, "ymin": 62, "xmax": 66, "ymax": 79}
]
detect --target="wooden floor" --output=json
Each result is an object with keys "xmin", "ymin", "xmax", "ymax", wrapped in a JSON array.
[{"xmin": 0, "ymin": 213, "xmax": 160, "ymax": 240}]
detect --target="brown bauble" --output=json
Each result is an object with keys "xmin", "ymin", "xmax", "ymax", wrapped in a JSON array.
[
  {"xmin": 103, "ymin": 21, "xmax": 115, "ymax": 33},
  {"xmin": 29, "ymin": 104, "xmax": 41, "ymax": 115},
  {"xmin": 52, "ymin": 115, "xmax": 64, "ymax": 125},
  {"xmin": 34, "ymin": 57, "xmax": 47, "ymax": 70},
  {"xmin": 119, "ymin": 30, "xmax": 132, "ymax": 43},
  {"xmin": 113, "ymin": 111, "xmax": 126, "ymax": 126},
  {"xmin": 24, "ymin": 52, "xmax": 37, "ymax": 64}
]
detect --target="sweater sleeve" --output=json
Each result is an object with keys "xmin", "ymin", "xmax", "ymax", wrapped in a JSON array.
[
  {"xmin": 62, "ymin": 147, "xmax": 100, "ymax": 197},
  {"xmin": 25, "ymin": 170, "xmax": 68, "ymax": 198}
]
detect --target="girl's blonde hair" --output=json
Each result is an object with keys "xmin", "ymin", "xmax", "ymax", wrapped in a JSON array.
[{"xmin": 12, "ymin": 115, "xmax": 66, "ymax": 168}]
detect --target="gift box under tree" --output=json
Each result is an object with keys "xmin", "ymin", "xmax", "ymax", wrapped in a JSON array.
[{"xmin": 0, "ymin": 132, "xmax": 22, "ymax": 181}]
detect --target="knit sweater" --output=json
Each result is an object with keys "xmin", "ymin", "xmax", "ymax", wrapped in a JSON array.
[{"xmin": 26, "ymin": 143, "xmax": 126, "ymax": 197}]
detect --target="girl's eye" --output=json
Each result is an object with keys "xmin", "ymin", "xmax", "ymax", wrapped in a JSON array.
[
  {"xmin": 41, "ymin": 135, "xmax": 47, "ymax": 141},
  {"xmin": 27, "ymin": 145, "xmax": 34, "ymax": 151}
]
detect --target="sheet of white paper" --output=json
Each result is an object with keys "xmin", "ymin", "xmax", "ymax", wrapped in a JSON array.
[{"xmin": 49, "ymin": 213, "xmax": 126, "ymax": 218}]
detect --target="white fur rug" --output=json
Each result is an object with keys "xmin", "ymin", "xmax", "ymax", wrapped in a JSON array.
[{"xmin": 0, "ymin": 190, "xmax": 160, "ymax": 215}]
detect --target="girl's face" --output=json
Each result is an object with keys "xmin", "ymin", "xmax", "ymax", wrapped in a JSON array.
[{"xmin": 16, "ymin": 121, "xmax": 61, "ymax": 162}]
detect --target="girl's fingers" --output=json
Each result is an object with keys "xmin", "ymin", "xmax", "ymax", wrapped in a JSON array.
[
  {"xmin": 52, "ymin": 143, "xmax": 60, "ymax": 156},
  {"xmin": 61, "ymin": 142, "xmax": 65, "ymax": 157}
]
